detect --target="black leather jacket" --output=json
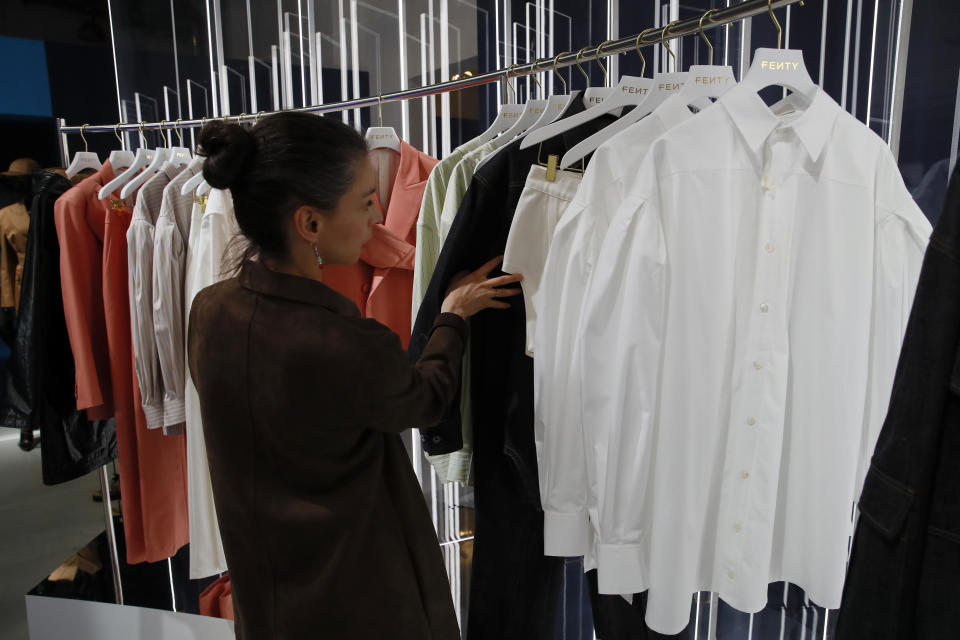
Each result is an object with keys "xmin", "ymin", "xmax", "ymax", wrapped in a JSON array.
[{"xmin": 0, "ymin": 171, "xmax": 116, "ymax": 484}]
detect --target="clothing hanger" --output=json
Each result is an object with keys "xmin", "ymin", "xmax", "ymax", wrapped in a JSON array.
[
  {"xmin": 475, "ymin": 73, "xmax": 526, "ymax": 146},
  {"xmin": 120, "ymin": 123, "xmax": 170, "ymax": 199},
  {"xmin": 108, "ymin": 124, "xmax": 135, "ymax": 172},
  {"xmin": 486, "ymin": 66, "xmax": 549, "ymax": 151},
  {"xmin": 65, "ymin": 124, "xmax": 102, "ymax": 178},
  {"xmin": 522, "ymin": 51, "xmax": 581, "ymax": 135},
  {"xmin": 99, "ymin": 123, "xmax": 156, "ymax": 200},
  {"xmin": 182, "ymin": 116, "xmax": 214, "ymax": 196},
  {"xmin": 520, "ymin": 38, "xmax": 654, "ymax": 152},
  {"xmin": 673, "ymin": 11, "xmax": 736, "ymax": 107},
  {"xmin": 163, "ymin": 119, "xmax": 192, "ymax": 168},
  {"xmin": 365, "ymin": 97, "xmax": 402, "ymax": 152},
  {"xmin": 580, "ymin": 46, "xmax": 613, "ymax": 107},
  {"xmin": 555, "ymin": 23, "xmax": 692, "ymax": 165},
  {"xmin": 739, "ymin": 0, "xmax": 817, "ymax": 107}
]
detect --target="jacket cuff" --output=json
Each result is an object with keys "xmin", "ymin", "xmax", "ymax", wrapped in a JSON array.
[
  {"xmin": 143, "ymin": 402, "xmax": 165, "ymax": 429},
  {"xmin": 544, "ymin": 510, "xmax": 592, "ymax": 557},
  {"xmin": 430, "ymin": 312, "xmax": 468, "ymax": 344},
  {"xmin": 597, "ymin": 543, "xmax": 646, "ymax": 595}
]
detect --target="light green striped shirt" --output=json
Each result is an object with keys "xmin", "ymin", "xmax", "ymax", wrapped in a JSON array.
[{"xmin": 420, "ymin": 140, "xmax": 498, "ymax": 485}]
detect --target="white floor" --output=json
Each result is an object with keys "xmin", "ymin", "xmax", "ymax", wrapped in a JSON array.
[{"xmin": 0, "ymin": 432, "xmax": 105, "ymax": 640}]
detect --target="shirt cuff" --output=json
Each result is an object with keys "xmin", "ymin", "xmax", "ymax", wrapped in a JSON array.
[
  {"xmin": 597, "ymin": 543, "xmax": 647, "ymax": 596},
  {"xmin": 430, "ymin": 312, "xmax": 468, "ymax": 344},
  {"xmin": 143, "ymin": 402, "xmax": 165, "ymax": 429},
  {"xmin": 163, "ymin": 398, "xmax": 186, "ymax": 427},
  {"xmin": 544, "ymin": 510, "xmax": 592, "ymax": 557}
]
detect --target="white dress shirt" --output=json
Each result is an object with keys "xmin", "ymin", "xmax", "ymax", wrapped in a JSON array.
[
  {"xmin": 153, "ymin": 157, "xmax": 203, "ymax": 432},
  {"xmin": 535, "ymin": 94, "xmax": 695, "ymax": 561},
  {"xmin": 127, "ymin": 165, "xmax": 182, "ymax": 430},
  {"xmin": 578, "ymin": 85, "xmax": 930, "ymax": 634},
  {"xmin": 183, "ymin": 187, "xmax": 241, "ymax": 578}
]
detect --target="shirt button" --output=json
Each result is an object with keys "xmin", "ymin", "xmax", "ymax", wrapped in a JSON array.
[
  {"xmin": 746, "ymin": 417, "xmax": 756, "ymax": 426},
  {"xmin": 741, "ymin": 471, "xmax": 750, "ymax": 480},
  {"xmin": 733, "ymin": 524, "xmax": 743, "ymax": 533},
  {"xmin": 727, "ymin": 570, "xmax": 736, "ymax": 580},
  {"xmin": 432, "ymin": 436, "xmax": 441, "ymax": 443},
  {"xmin": 759, "ymin": 303, "xmax": 769, "ymax": 313},
  {"xmin": 764, "ymin": 242, "xmax": 775, "ymax": 253},
  {"xmin": 753, "ymin": 361, "xmax": 763, "ymax": 370}
]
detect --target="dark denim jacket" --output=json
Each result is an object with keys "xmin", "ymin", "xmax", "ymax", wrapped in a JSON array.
[{"xmin": 837, "ymin": 162, "xmax": 960, "ymax": 639}]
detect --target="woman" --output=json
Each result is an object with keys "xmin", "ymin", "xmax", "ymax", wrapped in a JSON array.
[{"xmin": 188, "ymin": 112, "xmax": 521, "ymax": 639}]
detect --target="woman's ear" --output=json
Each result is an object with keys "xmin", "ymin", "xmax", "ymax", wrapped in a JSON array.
[{"xmin": 292, "ymin": 205, "xmax": 324, "ymax": 243}]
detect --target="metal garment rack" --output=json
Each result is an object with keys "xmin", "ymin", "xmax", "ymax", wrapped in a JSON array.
[
  {"xmin": 58, "ymin": 0, "xmax": 802, "ymax": 138},
  {"xmin": 54, "ymin": 0, "xmax": 802, "ymax": 612}
]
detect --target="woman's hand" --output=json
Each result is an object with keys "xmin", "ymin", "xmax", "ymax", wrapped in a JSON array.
[{"xmin": 441, "ymin": 256, "xmax": 523, "ymax": 319}]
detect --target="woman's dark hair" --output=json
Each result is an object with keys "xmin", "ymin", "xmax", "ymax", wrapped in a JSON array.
[{"xmin": 197, "ymin": 112, "xmax": 368, "ymax": 261}]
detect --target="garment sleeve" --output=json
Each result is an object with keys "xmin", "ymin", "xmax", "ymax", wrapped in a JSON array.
[
  {"xmin": 127, "ymin": 199, "xmax": 165, "ymax": 428},
  {"xmin": 409, "ymin": 176, "xmax": 492, "ymax": 455},
  {"xmin": 353, "ymin": 313, "xmax": 467, "ymax": 432},
  {"xmin": 535, "ymin": 207, "xmax": 595, "ymax": 556},
  {"xmin": 412, "ymin": 173, "xmax": 443, "ymax": 327},
  {"xmin": 859, "ymin": 147, "xmax": 932, "ymax": 494},
  {"xmin": 581, "ymin": 157, "xmax": 668, "ymax": 595},
  {"xmin": 153, "ymin": 203, "xmax": 187, "ymax": 432},
  {"xmin": 54, "ymin": 188, "xmax": 113, "ymax": 419}
]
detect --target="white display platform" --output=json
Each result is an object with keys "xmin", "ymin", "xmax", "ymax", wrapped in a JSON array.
[{"xmin": 26, "ymin": 595, "xmax": 235, "ymax": 640}]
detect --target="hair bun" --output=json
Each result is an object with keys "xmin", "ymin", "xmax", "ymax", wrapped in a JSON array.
[{"xmin": 198, "ymin": 121, "xmax": 256, "ymax": 189}]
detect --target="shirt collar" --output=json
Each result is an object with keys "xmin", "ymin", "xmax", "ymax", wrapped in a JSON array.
[
  {"xmin": 239, "ymin": 259, "xmax": 361, "ymax": 316},
  {"xmin": 720, "ymin": 83, "xmax": 839, "ymax": 162}
]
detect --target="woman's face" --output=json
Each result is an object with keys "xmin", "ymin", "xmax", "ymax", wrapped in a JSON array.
[{"xmin": 318, "ymin": 156, "xmax": 381, "ymax": 265}]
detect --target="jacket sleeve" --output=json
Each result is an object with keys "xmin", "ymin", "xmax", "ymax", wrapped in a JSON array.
[
  {"xmin": 354, "ymin": 313, "xmax": 467, "ymax": 433},
  {"xmin": 55, "ymin": 187, "xmax": 113, "ymax": 419},
  {"xmin": 152, "ymin": 198, "xmax": 188, "ymax": 433}
]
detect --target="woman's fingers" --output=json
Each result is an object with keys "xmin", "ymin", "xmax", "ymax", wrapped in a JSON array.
[
  {"xmin": 490, "ymin": 286, "xmax": 522, "ymax": 298},
  {"xmin": 486, "ymin": 273, "xmax": 523, "ymax": 287},
  {"xmin": 474, "ymin": 255, "xmax": 505, "ymax": 277},
  {"xmin": 485, "ymin": 300, "xmax": 512, "ymax": 310}
]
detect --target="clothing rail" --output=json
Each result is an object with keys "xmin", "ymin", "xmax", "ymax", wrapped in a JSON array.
[
  {"xmin": 53, "ymin": 0, "xmax": 803, "ymax": 611},
  {"xmin": 58, "ymin": 0, "xmax": 803, "ymax": 136}
]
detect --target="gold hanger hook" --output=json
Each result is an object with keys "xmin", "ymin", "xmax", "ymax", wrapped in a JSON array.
[
  {"xmin": 700, "ymin": 10, "xmax": 718, "ymax": 65},
  {"xmin": 661, "ymin": 21, "xmax": 679, "ymax": 69},
  {"xmin": 505, "ymin": 64, "xmax": 518, "ymax": 101},
  {"xmin": 635, "ymin": 28, "xmax": 657, "ymax": 77},
  {"xmin": 114, "ymin": 123, "xmax": 123, "ymax": 147},
  {"xmin": 574, "ymin": 47, "xmax": 591, "ymax": 86},
  {"xmin": 530, "ymin": 62, "xmax": 543, "ymax": 95},
  {"xmin": 158, "ymin": 120, "xmax": 168, "ymax": 147},
  {"xmin": 552, "ymin": 51, "xmax": 569, "ymax": 93},
  {"xmin": 377, "ymin": 96, "xmax": 384, "ymax": 126},
  {"xmin": 80, "ymin": 124, "xmax": 90, "ymax": 152},
  {"xmin": 175, "ymin": 118, "xmax": 184, "ymax": 146},
  {"xmin": 255, "ymin": 111, "xmax": 266, "ymax": 124},
  {"xmin": 237, "ymin": 113, "xmax": 247, "ymax": 126},
  {"xmin": 595, "ymin": 40, "xmax": 613, "ymax": 86},
  {"xmin": 768, "ymin": 0, "xmax": 783, "ymax": 49},
  {"xmin": 138, "ymin": 122, "xmax": 146, "ymax": 148}
]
